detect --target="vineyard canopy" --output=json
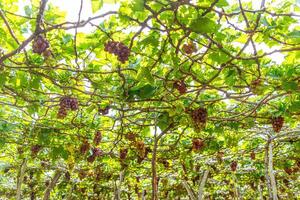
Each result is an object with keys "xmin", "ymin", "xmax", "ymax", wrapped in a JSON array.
[{"xmin": 0, "ymin": 0, "xmax": 299, "ymax": 199}]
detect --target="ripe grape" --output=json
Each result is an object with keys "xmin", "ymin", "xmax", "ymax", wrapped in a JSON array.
[
  {"xmin": 192, "ymin": 138, "xmax": 204, "ymax": 151},
  {"xmin": 93, "ymin": 131, "xmax": 102, "ymax": 145},
  {"xmin": 230, "ymin": 161, "xmax": 237, "ymax": 171},
  {"xmin": 80, "ymin": 140, "xmax": 90, "ymax": 155},
  {"xmin": 173, "ymin": 80, "xmax": 187, "ymax": 95},
  {"xmin": 104, "ymin": 41, "xmax": 130, "ymax": 63},
  {"xmin": 98, "ymin": 106, "xmax": 110, "ymax": 115},
  {"xmin": 271, "ymin": 116, "xmax": 284, "ymax": 133},
  {"xmin": 190, "ymin": 107, "xmax": 207, "ymax": 131},
  {"xmin": 32, "ymin": 35, "xmax": 49, "ymax": 54},
  {"xmin": 182, "ymin": 42, "xmax": 197, "ymax": 54},
  {"xmin": 31, "ymin": 145, "xmax": 42, "ymax": 156},
  {"xmin": 57, "ymin": 96, "xmax": 79, "ymax": 119},
  {"xmin": 120, "ymin": 148, "xmax": 128, "ymax": 160},
  {"xmin": 92, "ymin": 147, "xmax": 102, "ymax": 157}
]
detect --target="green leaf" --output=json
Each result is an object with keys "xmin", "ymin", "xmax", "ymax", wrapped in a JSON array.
[
  {"xmin": 282, "ymin": 81, "xmax": 298, "ymax": 91},
  {"xmin": 157, "ymin": 112, "xmax": 170, "ymax": 131},
  {"xmin": 137, "ymin": 84, "xmax": 156, "ymax": 99},
  {"xmin": 288, "ymin": 100, "xmax": 300, "ymax": 112},
  {"xmin": 0, "ymin": 72, "xmax": 7, "ymax": 87},
  {"xmin": 24, "ymin": 5, "xmax": 32, "ymax": 17},
  {"xmin": 91, "ymin": 0, "xmax": 103, "ymax": 13},
  {"xmin": 0, "ymin": 137, "xmax": 5, "ymax": 147},
  {"xmin": 216, "ymin": 0, "xmax": 228, "ymax": 7},
  {"xmin": 137, "ymin": 67, "xmax": 154, "ymax": 84},
  {"xmin": 132, "ymin": 0, "xmax": 144, "ymax": 11},
  {"xmin": 38, "ymin": 129, "xmax": 52, "ymax": 145},
  {"xmin": 51, "ymin": 146, "xmax": 69, "ymax": 160},
  {"xmin": 190, "ymin": 17, "xmax": 219, "ymax": 34}
]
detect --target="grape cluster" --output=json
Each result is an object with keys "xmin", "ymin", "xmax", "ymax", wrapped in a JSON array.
[
  {"xmin": 104, "ymin": 41, "xmax": 130, "ymax": 63},
  {"xmin": 161, "ymin": 159, "xmax": 170, "ymax": 168},
  {"xmin": 230, "ymin": 161, "xmax": 237, "ymax": 171},
  {"xmin": 87, "ymin": 148, "xmax": 103, "ymax": 163},
  {"xmin": 120, "ymin": 148, "xmax": 128, "ymax": 160},
  {"xmin": 126, "ymin": 132, "xmax": 136, "ymax": 141},
  {"xmin": 65, "ymin": 172, "xmax": 71, "ymax": 181},
  {"xmin": 80, "ymin": 140, "xmax": 90, "ymax": 155},
  {"xmin": 284, "ymin": 167, "xmax": 293, "ymax": 175},
  {"xmin": 31, "ymin": 145, "xmax": 42, "ymax": 156},
  {"xmin": 136, "ymin": 141, "xmax": 145, "ymax": 158},
  {"xmin": 32, "ymin": 35, "xmax": 49, "ymax": 54},
  {"xmin": 57, "ymin": 96, "xmax": 79, "ymax": 119},
  {"xmin": 192, "ymin": 138, "xmax": 204, "ymax": 151},
  {"xmin": 78, "ymin": 169, "xmax": 87, "ymax": 180},
  {"xmin": 271, "ymin": 116, "xmax": 284, "ymax": 133},
  {"xmin": 93, "ymin": 131, "xmax": 102, "ymax": 145},
  {"xmin": 182, "ymin": 42, "xmax": 197, "ymax": 54},
  {"xmin": 217, "ymin": 151, "xmax": 224, "ymax": 162},
  {"xmin": 250, "ymin": 151, "xmax": 255, "ymax": 160},
  {"xmin": 173, "ymin": 80, "xmax": 187, "ymax": 95},
  {"xmin": 98, "ymin": 106, "xmax": 110, "ymax": 115},
  {"xmin": 190, "ymin": 107, "xmax": 207, "ymax": 130}
]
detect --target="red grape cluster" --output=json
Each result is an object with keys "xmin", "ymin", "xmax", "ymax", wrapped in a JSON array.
[
  {"xmin": 104, "ymin": 41, "xmax": 130, "ymax": 63},
  {"xmin": 31, "ymin": 145, "xmax": 42, "ymax": 157},
  {"xmin": 32, "ymin": 35, "xmax": 49, "ymax": 54},
  {"xmin": 271, "ymin": 116, "xmax": 284, "ymax": 133},
  {"xmin": 87, "ymin": 148, "xmax": 103, "ymax": 163},
  {"xmin": 190, "ymin": 107, "xmax": 207, "ymax": 130},
  {"xmin": 57, "ymin": 96, "xmax": 79, "ymax": 119},
  {"xmin": 192, "ymin": 138, "xmax": 204, "ymax": 151},
  {"xmin": 182, "ymin": 42, "xmax": 197, "ymax": 54},
  {"xmin": 80, "ymin": 140, "xmax": 90, "ymax": 155},
  {"xmin": 250, "ymin": 151, "xmax": 255, "ymax": 160},
  {"xmin": 284, "ymin": 167, "xmax": 293, "ymax": 175},
  {"xmin": 98, "ymin": 106, "xmax": 110, "ymax": 115},
  {"xmin": 93, "ymin": 131, "xmax": 102, "ymax": 145},
  {"xmin": 120, "ymin": 148, "xmax": 128, "ymax": 160},
  {"xmin": 174, "ymin": 80, "xmax": 187, "ymax": 95},
  {"xmin": 126, "ymin": 132, "xmax": 136, "ymax": 142},
  {"xmin": 230, "ymin": 161, "xmax": 237, "ymax": 171}
]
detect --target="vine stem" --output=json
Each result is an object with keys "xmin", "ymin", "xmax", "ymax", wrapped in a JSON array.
[
  {"xmin": 268, "ymin": 140, "xmax": 278, "ymax": 200},
  {"xmin": 151, "ymin": 123, "xmax": 173, "ymax": 200},
  {"xmin": 182, "ymin": 180, "xmax": 196, "ymax": 200},
  {"xmin": 43, "ymin": 170, "xmax": 62, "ymax": 200},
  {"xmin": 198, "ymin": 170, "xmax": 209, "ymax": 200},
  {"xmin": 16, "ymin": 159, "xmax": 27, "ymax": 200}
]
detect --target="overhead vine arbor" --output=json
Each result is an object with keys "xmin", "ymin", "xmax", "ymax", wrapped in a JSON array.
[{"xmin": 0, "ymin": 0, "xmax": 299, "ymax": 199}]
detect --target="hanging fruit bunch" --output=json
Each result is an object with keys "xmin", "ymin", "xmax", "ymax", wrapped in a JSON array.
[
  {"xmin": 93, "ymin": 131, "xmax": 102, "ymax": 146},
  {"xmin": 57, "ymin": 96, "xmax": 79, "ymax": 119},
  {"xmin": 271, "ymin": 116, "xmax": 284, "ymax": 133},
  {"xmin": 250, "ymin": 78, "xmax": 263, "ymax": 94},
  {"xmin": 98, "ymin": 106, "xmax": 110, "ymax": 115},
  {"xmin": 192, "ymin": 138, "xmax": 204, "ymax": 151},
  {"xmin": 80, "ymin": 140, "xmax": 90, "ymax": 155},
  {"xmin": 230, "ymin": 161, "xmax": 237, "ymax": 172},
  {"xmin": 250, "ymin": 151, "xmax": 255, "ymax": 160},
  {"xmin": 31, "ymin": 145, "xmax": 42, "ymax": 157},
  {"xmin": 217, "ymin": 151, "xmax": 224, "ymax": 162},
  {"xmin": 104, "ymin": 41, "xmax": 130, "ymax": 63},
  {"xmin": 190, "ymin": 107, "xmax": 208, "ymax": 131},
  {"xmin": 120, "ymin": 148, "xmax": 128, "ymax": 160},
  {"xmin": 182, "ymin": 42, "xmax": 197, "ymax": 54},
  {"xmin": 284, "ymin": 167, "xmax": 293, "ymax": 175},
  {"xmin": 173, "ymin": 80, "xmax": 187, "ymax": 95},
  {"xmin": 32, "ymin": 35, "xmax": 49, "ymax": 54},
  {"xmin": 87, "ymin": 147, "xmax": 103, "ymax": 163},
  {"xmin": 126, "ymin": 132, "xmax": 137, "ymax": 142},
  {"xmin": 136, "ymin": 141, "xmax": 145, "ymax": 158}
]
